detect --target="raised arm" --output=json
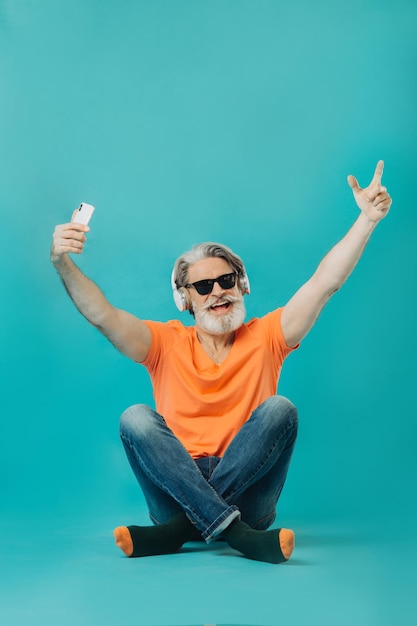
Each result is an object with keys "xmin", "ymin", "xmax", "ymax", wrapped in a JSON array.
[
  {"xmin": 281, "ymin": 161, "xmax": 392, "ymax": 348},
  {"xmin": 51, "ymin": 213, "xmax": 151, "ymax": 362}
]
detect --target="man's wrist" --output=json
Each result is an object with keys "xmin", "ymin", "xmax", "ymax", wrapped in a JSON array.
[
  {"xmin": 51, "ymin": 252, "xmax": 71, "ymax": 271},
  {"xmin": 357, "ymin": 211, "xmax": 379, "ymax": 233}
]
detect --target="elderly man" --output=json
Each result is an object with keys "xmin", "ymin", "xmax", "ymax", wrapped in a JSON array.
[{"xmin": 51, "ymin": 161, "xmax": 391, "ymax": 564}]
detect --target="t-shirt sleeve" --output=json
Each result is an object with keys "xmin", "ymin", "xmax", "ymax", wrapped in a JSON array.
[
  {"xmin": 141, "ymin": 319, "xmax": 184, "ymax": 373},
  {"xmin": 262, "ymin": 307, "xmax": 300, "ymax": 363}
]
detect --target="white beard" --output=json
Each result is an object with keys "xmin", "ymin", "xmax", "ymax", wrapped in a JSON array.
[{"xmin": 193, "ymin": 295, "xmax": 246, "ymax": 335}]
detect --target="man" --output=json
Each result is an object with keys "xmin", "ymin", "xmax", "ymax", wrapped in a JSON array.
[{"xmin": 51, "ymin": 161, "xmax": 392, "ymax": 564}]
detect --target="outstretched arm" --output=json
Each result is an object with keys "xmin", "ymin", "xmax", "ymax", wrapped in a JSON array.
[
  {"xmin": 51, "ymin": 212, "xmax": 151, "ymax": 362},
  {"xmin": 281, "ymin": 161, "xmax": 392, "ymax": 348}
]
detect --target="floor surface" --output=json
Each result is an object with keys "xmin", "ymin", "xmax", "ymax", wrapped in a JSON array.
[{"xmin": 1, "ymin": 505, "xmax": 415, "ymax": 626}]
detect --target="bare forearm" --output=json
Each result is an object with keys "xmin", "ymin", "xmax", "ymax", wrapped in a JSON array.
[
  {"xmin": 50, "ymin": 218, "xmax": 152, "ymax": 361},
  {"xmin": 313, "ymin": 213, "xmax": 377, "ymax": 294},
  {"xmin": 281, "ymin": 162, "xmax": 392, "ymax": 347},
  {"xmin": 52, "ymin": 254, "xmax": 114, "ymax": 326}
]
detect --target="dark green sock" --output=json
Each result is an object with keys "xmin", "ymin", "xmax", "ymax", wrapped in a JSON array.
[
  {"xmin": 128, "ymin": 512, "xmax": 198, "ymax": 557},
  {"xmin": 222, "ymin": 520, "xmax": 290, "ymax": 564}
]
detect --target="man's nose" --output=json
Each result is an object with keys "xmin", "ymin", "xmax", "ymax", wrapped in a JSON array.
[{"xmin": 211, "ymin": 281, "xmax": 225, "ymax": 297}]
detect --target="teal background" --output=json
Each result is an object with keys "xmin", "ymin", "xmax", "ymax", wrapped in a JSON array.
[{"xmin": 1, "ymin": 1, "xmax": 416, "ymax": 625}]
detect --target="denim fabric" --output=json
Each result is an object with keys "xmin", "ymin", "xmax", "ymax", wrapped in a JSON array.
[{"xmin": 119, "ymin": 395, "xmax": 298, "ymax": 542}]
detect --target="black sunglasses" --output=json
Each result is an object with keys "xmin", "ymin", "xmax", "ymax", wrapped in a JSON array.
[{"xmin": 186, "ymin": 272, "xmax": 237, "ymax": 296}]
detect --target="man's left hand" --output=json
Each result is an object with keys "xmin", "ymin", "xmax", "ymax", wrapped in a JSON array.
[{"xmin": 347, "ymin": 160, "xmax": 392, "ymax": 222}]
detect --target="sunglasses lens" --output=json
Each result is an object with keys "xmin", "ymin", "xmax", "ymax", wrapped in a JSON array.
[
  {"xmin": 190, "ymin": 273, "xmax": 237, "ymax": 295},
  {"xmin": 194, "ymin": 281, "xmax": 212, "ymax": 295},
  {"xmin": 218, "ymin": 274, "xmax": 236, "ymax": 289}
]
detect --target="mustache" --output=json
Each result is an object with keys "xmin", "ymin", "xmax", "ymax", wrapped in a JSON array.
[{"xmin": 202, "ymin": 294, "xmax": 243, "ymax": 311}]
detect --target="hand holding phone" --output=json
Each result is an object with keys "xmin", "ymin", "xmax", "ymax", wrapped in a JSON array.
[
  {"xmin": 72, "ymin": 202, "xmax": 95, "ymax": 226},
  {"xmin": 51, "ymin": 202, "xmax": 95, "ymax": 264}
]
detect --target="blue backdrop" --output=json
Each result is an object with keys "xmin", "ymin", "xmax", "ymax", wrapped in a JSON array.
[{"xmin": 1, "ymin": 0, "xmax": 416, "ymax": 543}]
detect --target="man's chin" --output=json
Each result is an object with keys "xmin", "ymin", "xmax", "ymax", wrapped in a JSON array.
[
  {"xmin": 204, "ymin": 320, "xmax": 243, "ymax": 336},
  {"xmin": 195, "ymin": 303, "xmax": 246, "ymax": 335}
]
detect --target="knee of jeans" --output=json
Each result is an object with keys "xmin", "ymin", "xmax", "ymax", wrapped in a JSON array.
[
  {"xmin": 262, "ymin": 395, "xmax": 298, "ymax": 433},
  {"xmin": 119, "ymin": 404, "xmax": 154, "ymax": 439}
]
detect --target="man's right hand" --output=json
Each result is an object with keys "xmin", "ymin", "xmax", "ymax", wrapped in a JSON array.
[{"xmin": 51, "ymin": 210, "xmax": 90, "ymax": 265}]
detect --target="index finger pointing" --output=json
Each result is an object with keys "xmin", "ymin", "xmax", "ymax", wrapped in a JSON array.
[{"xmin": 371, "ymin": 160, "xmax": 384, "ymax": 184}]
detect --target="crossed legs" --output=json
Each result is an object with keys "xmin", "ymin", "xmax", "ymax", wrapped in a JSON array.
[{"xmin": 114, "ymin": 396, "xmax": 298, "ymax": 563}]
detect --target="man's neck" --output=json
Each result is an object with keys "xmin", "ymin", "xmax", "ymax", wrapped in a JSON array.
[{"xmin": 195, "ymin": 327, "xmax": 236, "ymax": 364}]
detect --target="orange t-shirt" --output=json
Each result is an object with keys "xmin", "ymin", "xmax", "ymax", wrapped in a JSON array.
[{"xmin": 142, "ymin": 308, "xmax": 296, "ymax": 459}]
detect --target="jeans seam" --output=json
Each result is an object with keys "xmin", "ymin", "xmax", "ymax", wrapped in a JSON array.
[
  {"xmin": 220, "ymin": 417, "xmax": 297, "ymax": 501},
  {"xmin": 120, "ymin": 430, "xmax": 230, "ymax": 532},
  {"xmin": 202, "ymin": 507, "xmax": 240, "ymax": 542}
]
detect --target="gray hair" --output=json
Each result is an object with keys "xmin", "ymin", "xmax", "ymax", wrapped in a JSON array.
[{"xmin": 173, "ymin": 242, "xmax": 246, "ymax": 289}]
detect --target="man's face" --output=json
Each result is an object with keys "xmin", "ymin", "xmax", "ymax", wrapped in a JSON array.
[{"xmin": 186, "ymin": 257, "xmax": 246, "ymax": 335}]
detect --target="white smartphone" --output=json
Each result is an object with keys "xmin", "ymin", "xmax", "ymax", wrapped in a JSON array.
[{"xmin": 73, "ymin": 202, "xmax": 95, "ymax": 225}]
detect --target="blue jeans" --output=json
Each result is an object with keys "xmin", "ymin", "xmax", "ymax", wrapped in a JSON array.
[{"xmin": 119, "ymin": 395, "xmax": 298, "ymax": 542}]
